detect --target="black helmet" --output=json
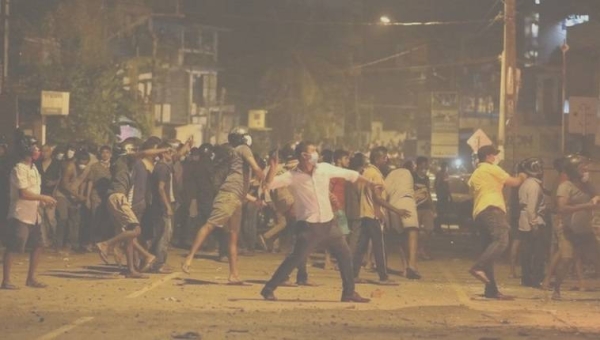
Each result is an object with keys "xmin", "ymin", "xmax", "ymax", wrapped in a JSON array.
[
  {"xmin": 198, "ymin": 143, "xmax": 213, "ymax": 156},
  {"xmin": 15, "ymin": 133, "xmax": 38, "ymax": 157},
  {"xmin": 115, "ymin": 137, "xmax": 142, "ymax": 156},
  {"xmin": 228, "ymin": 126, "xmax": 251, "ymax": 147},
  {"xmin": 520, "ymin": 157, "xmax": 544, "ymax": 178},
  {"xmin": 563, "ymin": 154, "xmax": 589, "ymax": 181},
  {"xmin": 279, "ymin": 143, "xmax": 296, "ymax": 162}
]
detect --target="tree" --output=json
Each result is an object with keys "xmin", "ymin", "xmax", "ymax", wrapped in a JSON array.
[{"xmin": 23, "ymin": 0, "xmax": 151, "ymax": 145}]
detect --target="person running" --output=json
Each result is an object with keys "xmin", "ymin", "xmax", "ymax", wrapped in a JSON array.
[
  {"xmin": 182, "ymin": 127, "xmax": 264, "ymax": 285},
  {"xmin": 2, "ymin": 132, "xmax": 57, "ymax": 289},
  {"xmin": 95, "ymin": 138, "xmax": 168, "ymax": 278},
  {"xmin": 260, "ymin": 141, "xmax": 377, "ymax": 303},
  {"xmin": 468, "ymin": 145, "xmax": 526, "ymax": 300}
]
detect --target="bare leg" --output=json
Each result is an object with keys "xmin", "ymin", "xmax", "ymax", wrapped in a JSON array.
[
  {"xmin": 397, "ymin": 241, "xmax": 407, "ymax": 275},
  {"xmin": 407, "ymin": 229, "xmax": 419, "ymax": 271},
  {"xmin": 96, "ymin": 229, "xmax": 139, "ymax": 263},
  {"xmin": 574, "ymin": 255, "xmax": 586, "ymax": 291},
  {"xmin": 134, "ymin": 238, "xmax": 156, "ymax": 272},
  {"xmin": 1, "ymin": 251, "xmax": 14, "ymax": 287},
  {"xmin": 182, "ymin": 223, "xmax": 216, "ymax": 273},
  {"xmin": 228, "ymin": 230, "xmax": 241, "ymax": 282},
  {"xmin": 542, "ymin": 251, "xmax": 560, "ymax": 289},
  {"xmin": 25, "ymin": 246, "xmax": 44, "ymax": 286},
  {"xmin": 510, "ymin": 239, "xmax": 521, "ymax": 278}
]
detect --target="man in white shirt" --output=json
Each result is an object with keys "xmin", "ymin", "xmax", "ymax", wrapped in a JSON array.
[
  {"xmin": 260, "ymin": 141, "xmax": 377, "ymax": 303},
  {"xmin": 2, "ymin": 133, "xmax": 56, "ymax": 290}
]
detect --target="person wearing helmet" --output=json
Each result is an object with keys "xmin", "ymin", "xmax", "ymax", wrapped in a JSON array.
[
  {"xmin": 553, "ymin": 154, "xmax": 600, "ymax": 300},
  {"xmin": 517, "ymin": 158, "xmax": 549, "ymax": 288},
  {"xmin": 2, "ymin": 132, "xmax": 57, "ymax": 290},
  {"xmin": 182, "ymin": 127, "xmax": 265, "ymax": 285},
  {"xmin": 467, "ymin": 145, "xmax": 527, "ymax": 300}
]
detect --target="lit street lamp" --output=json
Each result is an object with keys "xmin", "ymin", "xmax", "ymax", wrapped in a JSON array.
[{"xmin": 380, "ymin": 16, "xmax": 391, "ymax": 25}]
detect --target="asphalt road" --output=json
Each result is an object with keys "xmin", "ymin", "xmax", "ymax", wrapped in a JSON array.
[{"xmin": 1, "ymin": 234, "xmax": 600, "ymax": 340}]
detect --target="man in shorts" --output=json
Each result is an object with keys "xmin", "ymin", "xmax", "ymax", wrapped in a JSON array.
[
  {"xmin": 2, "ymin": 133, "xmax": 57, "ymax": 289},
  {"xmin": 95, "ymin": 137, "xmax": 169, "ymax": 278},
  {"xmin": 182, "ymin": 127, "xmax": 264, "ymax": 284}
]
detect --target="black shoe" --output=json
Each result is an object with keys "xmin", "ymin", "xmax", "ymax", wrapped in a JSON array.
[
  {"xmin": 406, "ymin": 268, "xmax": 422, "ymax": 280},
  {"xmin": 261, "ymin": 287, "xmax": 277, "ymax": 301},
  {"xmin": 484, "ymin": 292, "xmax": 515, "ymax": 301},
  {"xmin": 341, "ymin": 292, "xmax": 370, "ymax": 303}
]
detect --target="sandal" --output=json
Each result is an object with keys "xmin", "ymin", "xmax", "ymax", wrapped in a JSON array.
[
  {"xmin": 1, "ymin": 282, "xmax": 19, "ymax": 290},
  {"xmin": 25, "ymin": 280, "xmax": 47, "ymax": 288}
]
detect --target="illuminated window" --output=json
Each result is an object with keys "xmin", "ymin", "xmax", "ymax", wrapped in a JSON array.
[
  {"xmin": 531, "ymin": 23, "xmax": 539, "ymax": 38},
  {"xmin": 535, "ymin": 0, "xmax": 541, "ymax": 5}
]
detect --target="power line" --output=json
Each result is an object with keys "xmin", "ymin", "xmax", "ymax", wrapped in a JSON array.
[
  {"xmin": 221, "ymin": 14, "xmax": 491, "ymax": 27},
  {"xmin": 361, "ymin": 56, "xmax": 500, "ymax": 73},
  {"xmin": 353, "ymin": 44, "xmax": 427, "ymax": 69}
]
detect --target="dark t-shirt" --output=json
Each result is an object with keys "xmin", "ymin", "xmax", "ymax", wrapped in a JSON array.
[
  {"xmin": 151, "ymin": 161, "xmax": 173, "ymax": 212},
  {"xmin": 107, "ymin": 157, "xmax": 131, "ymax": 197},
  {"xmin": 195, "ymin": 160, "xmax": 216, "ymax": 217},
  {"xmin": 131, "ymin": 159, "xmax": 151, "ymax": 213},
  {"xmin": 413, "ymin": 171, "xmax": 433, "ymax": 210},
  {"xmin": 36, "ymin": 159, "xmax": 61, "ymax": 196},
  {"xmin": 219, "ymin": 144, "xmax": 254, "ymax": 199}
]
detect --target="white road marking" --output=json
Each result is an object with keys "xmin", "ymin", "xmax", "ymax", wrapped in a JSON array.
[
  {"xmin": 126, "ymin": 272, "xmax": 181, "ymax": 298},
  {"xmin": 36, "ymin": 316, "xmax": 94, "ymax": 340}
]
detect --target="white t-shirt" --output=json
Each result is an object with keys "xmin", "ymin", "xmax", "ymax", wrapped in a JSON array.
[{"xmin": 8, "ymin": 162, "xmax": 42, "ymax": 225}]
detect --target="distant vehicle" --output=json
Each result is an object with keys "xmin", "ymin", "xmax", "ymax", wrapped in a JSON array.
[{"xmin": 430, "ymin": 173, "xmax": 474, "ymax": 232}]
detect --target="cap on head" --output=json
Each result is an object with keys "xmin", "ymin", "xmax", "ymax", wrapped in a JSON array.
[{"xmin": 477, "ymin": 145, "xmax": 500, "ymax": 162}]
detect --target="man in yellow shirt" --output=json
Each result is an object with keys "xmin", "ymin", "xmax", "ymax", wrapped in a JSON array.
[{"xmin": 468, "ymin": 145, "xmax": 526, "ymax": 300}]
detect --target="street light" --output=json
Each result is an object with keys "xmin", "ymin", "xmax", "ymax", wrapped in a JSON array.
[{"xmin": 380, "ymin": 16, "xmax": 391, "ymax": 25}]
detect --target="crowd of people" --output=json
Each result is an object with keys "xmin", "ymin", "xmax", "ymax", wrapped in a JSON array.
[{"xmin": 0, "ymin": 128, "xmax": 599, "ymax": 302}]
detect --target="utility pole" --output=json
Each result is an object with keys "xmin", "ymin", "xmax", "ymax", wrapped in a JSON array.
[
  {"xmin": 1, "ymin": 0, "xmax": 9, "ymax": 94},
  {"xmin": 498, "ymin": 0, "xmax": 517, "ymax": 162}
]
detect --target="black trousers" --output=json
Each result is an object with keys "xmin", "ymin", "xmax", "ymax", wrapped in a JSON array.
[
  {"xmin": 264, "ymin": 219, "xmax": 355, "ymax": 297},
  {"xmin": 520, "ymin": 226, "xmax": 550, "ymax": 287},
  {"xmin": 352, "ymin": 217, "xmax": 388, "ymax": 281}
]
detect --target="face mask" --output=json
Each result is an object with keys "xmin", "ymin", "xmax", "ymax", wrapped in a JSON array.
[
  {"xmin": 309, "ymin": 152, "xmax": 319, "ymax": 165},
  {"xmin": 78, "ymin": 164, "xmax": 87, "ymax": 170},
  {"xmin": 66, "ymin": 150, "xmax": 75, "ymax": 159},
  {"xmin": 31, "ymin": 150, "xmax": 41, "ymax": 161},
  {"xmin": 244, "ymin": 135, "xmax": 253, "ymax": 147},
  {"xmin": 582, "ymin": 172, "xmax": 590, "ymax": 183},
  {"xmin": 56, "ymin": 153, "xmax": 64, "ymax": 161}
]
